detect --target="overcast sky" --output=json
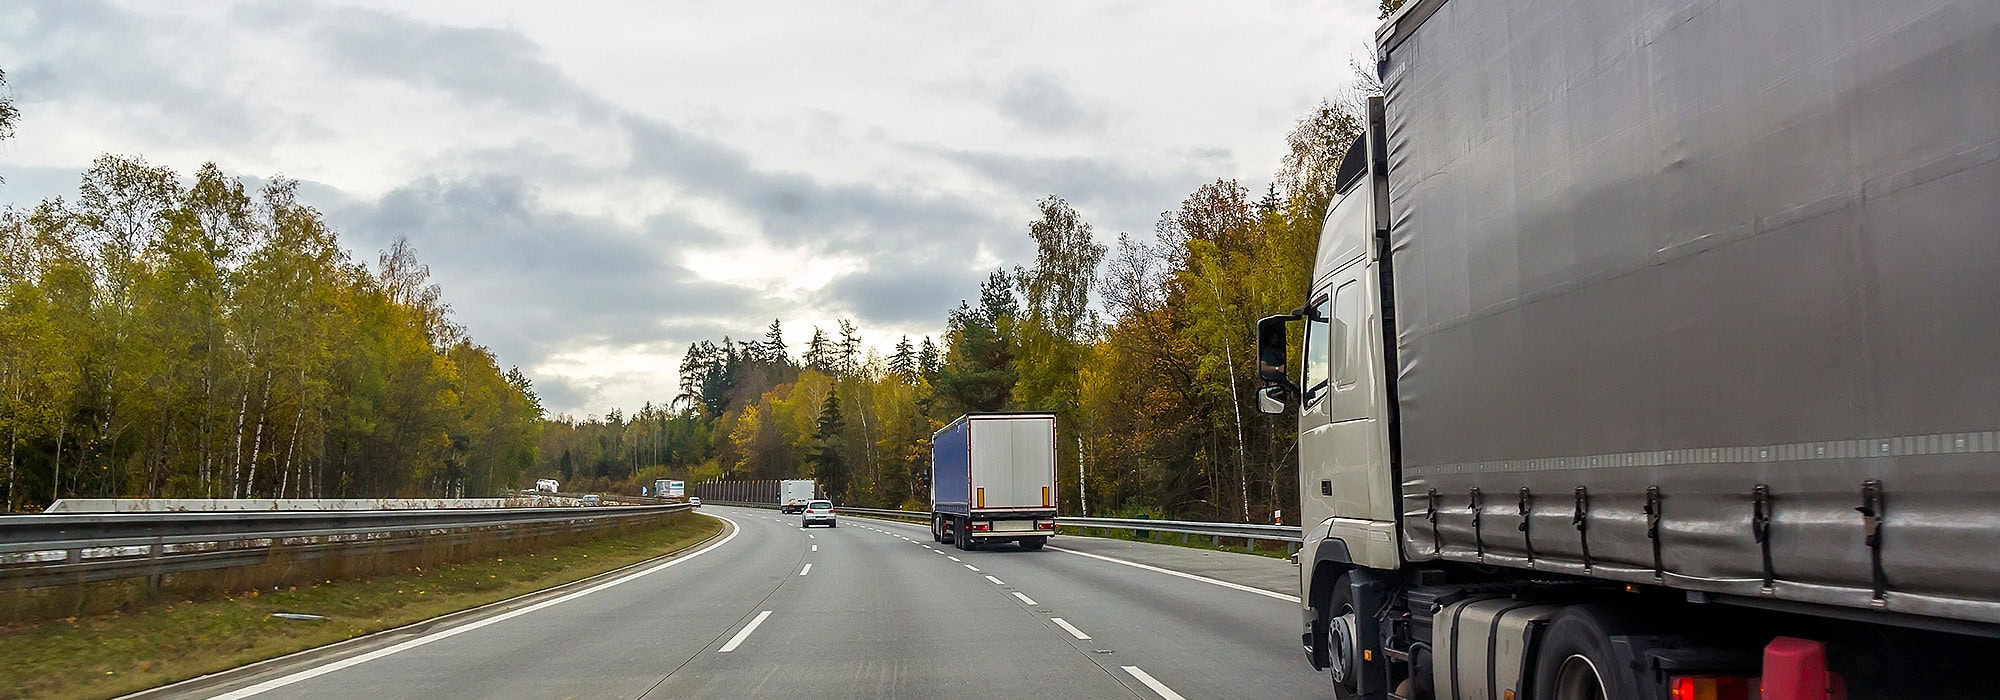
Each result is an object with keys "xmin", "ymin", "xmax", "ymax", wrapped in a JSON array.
[{"xmin": 0, "ymin": 0, "xmax": 1379, "ymax": 417}]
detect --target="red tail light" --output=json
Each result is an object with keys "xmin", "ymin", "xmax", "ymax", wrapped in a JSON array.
[
  {"xmin": 1038, "ymin": 521, "xmax": 1056, "ymax": 530},
  {"xmin": 971, "ymin": 522, "xmax": 991, "ymax": 532},
  {"xmin": 1670, "ymin": 675, "xmax": 1752, "ymax": 700}
]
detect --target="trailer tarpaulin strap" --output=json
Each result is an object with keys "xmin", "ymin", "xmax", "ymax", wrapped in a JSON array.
[
  {"xmin": 1859, "ymin": 480, "xmax": 1885, "ymax": 604},
  {"xmin": 1517, "ymin": 487, "xmax": 1535, "ymax": 566},
  {"xmin": 1427, "ymin": 488, "xmax": 1441, "ymax": 554},
  {"xmin": 1753, "ymin": 485, "xmax": 1775, "ymax": 592},
  {"xmin": 1468, "ymin": 488, "xmax": 1483, "ymax": 560},
  {"xmin": 1646, "ymin": 486, "xmax": 1664, "ymax": 582},
  {"xmin": 1572, "ymin": 486, "xmax": 1591, "ymax": 572}
]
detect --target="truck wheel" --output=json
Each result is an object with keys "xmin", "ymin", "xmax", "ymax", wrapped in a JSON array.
[
  {"xmin": 1019, "ymin": 536, "xmax": 1046, "ymax": 551},
  {"xmin": 1322, "ymin": 573, "xmax": 1362, "ymax": 700},
  {"xmin": 1530, "ymin": 604, "xmax": 1642, "ymax": 700}
]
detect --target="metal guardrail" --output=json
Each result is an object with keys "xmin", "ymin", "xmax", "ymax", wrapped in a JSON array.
[
  {"xmin": 702, "ymin": 501, "xmax": 1302, "ymax": 545},
  {"xmin": 0, "ymin": 503, "xmax": 691, "ymax": 591}
]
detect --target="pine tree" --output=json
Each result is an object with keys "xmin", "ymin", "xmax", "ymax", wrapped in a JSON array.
[
  {"xmin": 802, "ymin": 327, "xmax": 833, "ymax": 373},
  {"xmin": 888, "ymin": 335, "xmax": 917, "ymax": 381},
  {"xmin": 917, "ymin": 337, "xmax": 941, "ymax": 381},
  {"xmin": 836, "ymin": 319, "xmax": 861, "ymax": 377},
  {"xmin": 809, "ymin": 390, "xmax": 847, "ymax": 502},
  {"xmin": 761, "ymin": 319, "xmax": 789, "ymax": 366}
]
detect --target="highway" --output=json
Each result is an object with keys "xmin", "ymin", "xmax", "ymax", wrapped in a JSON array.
[{"xmin": 149, "ymin": 506, "xmax": 1324, "ymax": 699}]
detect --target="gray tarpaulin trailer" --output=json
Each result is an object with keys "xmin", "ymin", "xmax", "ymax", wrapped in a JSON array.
[{"xmin": 1262, "ymin": 0, "xmax": 2000, "ymax": 697}]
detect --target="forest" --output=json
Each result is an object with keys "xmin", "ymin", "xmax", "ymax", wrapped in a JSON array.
[
  {"xmin": 0, "ymin": 156, "xmax": 544, "ymax": 510},
  {"xmin": 539, "ymin": 99, "xmax": 1361, "ymax": 522},
  {"xmin": 0, "ymin": 59, "xmax": 1366, "ymax": 522}
]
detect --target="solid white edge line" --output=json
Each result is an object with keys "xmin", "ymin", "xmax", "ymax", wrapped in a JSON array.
[
  {"xmin": 717, "ymin": 610, "xmax": 773, "ymax": 653},
  {"xmin": 209, "ymin": 514, "xmax": 745, "ymax": 699},
  {"xmin": 1011, "ymin": 591, "xmax": 1038, "ymax": 606},
  {"xmin": 799, "ymin": 563, "xmax": 812, "ymax": 576},
  {"xmin": 984, "ymin": 575, "xmax": 1005, "ymax": 585},
  {"xmin": 1122, "ymin": 666, "xmax": 1188, "ymax": 700},
  {"xmin": 1050, "ymin": 617, "xmax": 1091, "ymax": 640},
  {"xmin": 1047, "ymin": 546, "xmax": 1300, "ymax": 603}
]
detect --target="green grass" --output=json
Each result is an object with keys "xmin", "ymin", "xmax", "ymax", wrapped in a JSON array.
[
  {"xmin": 1056, "ymin": 526, "xmax": 1295, "ymax": 559},
  {"xmin": 0, "ymin": 513, "xmax": 724, "ymax": 700},
  {"xmin": 835, "ymin": 511, "xmax": 1294, "ymax": 560}
]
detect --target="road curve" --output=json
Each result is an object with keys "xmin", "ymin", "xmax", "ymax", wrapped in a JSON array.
[{"xmin": 153, "ymin": 505, "xmax": 1324, "ymax": 699}]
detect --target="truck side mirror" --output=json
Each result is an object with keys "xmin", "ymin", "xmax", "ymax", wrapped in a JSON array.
[
  {"xmin": 1257, "ymin": 385, "xmax": 1290, "ymax": 415},
  {"xmin": 1256, "ymin": 314, "xmax": 1300, "ymax": 389}
]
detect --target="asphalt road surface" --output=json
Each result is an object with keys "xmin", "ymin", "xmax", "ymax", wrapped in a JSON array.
[{"xmin": 158, "ymin": 506, "xmax": 1324, "ymax": 699}]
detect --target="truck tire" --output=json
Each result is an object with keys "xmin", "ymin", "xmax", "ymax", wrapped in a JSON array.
[
  {"xmin": 1529, "ymin": 604, "xmax": 1643, "ymax": 700},
  {"xmin": 1019, "ymin": 536, "xmax": 1047, "ymax": 551},
  {"xmin": 1321, "ymin": 573, "xmax": 1362, "ymax": 700}
]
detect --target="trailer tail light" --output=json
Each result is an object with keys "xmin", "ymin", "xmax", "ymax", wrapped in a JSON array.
[
  {"xmin": 1761, "ymin": 636, "xmax": 1846, "ymax": 700},
  {"xmin": 1038, "ymin": 520, "xmax": 1056, "ymax": 530},
  {"xmin": 1042, "ymin": 486, "xmax": 1051, "ymax": 507},
  {"xmin": 1669, "ymin": 676, "xmax": 1752, "ymax": 700},
  {"xmin": 970, "ymin": 522, "xmax": 991, "ymax": 532},
  {"xmin": 976, "ymin": 488, "xmax": 985, "ymax": 508}
]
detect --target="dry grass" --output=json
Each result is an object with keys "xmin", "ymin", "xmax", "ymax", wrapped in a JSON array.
[{"xmin": 0, "ymin": 512, "xmax": 723, "ymax": 700}]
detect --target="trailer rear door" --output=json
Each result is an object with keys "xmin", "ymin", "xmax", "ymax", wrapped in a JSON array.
[{"xmin": 969, "ymin": 417, "xmax": 1055, "ymax": 511}]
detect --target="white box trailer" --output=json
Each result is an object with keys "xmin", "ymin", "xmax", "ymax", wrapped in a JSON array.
[
  {"xmin": 928, "ymin": 412, "xmax": 1058, "ymax": 550},
  {"xmin": 778, "ymin": 479, "xmax": 817, "ymax": 513}
]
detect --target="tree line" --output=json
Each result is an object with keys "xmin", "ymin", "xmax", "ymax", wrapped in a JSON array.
[
  {"xmin": 0, "ymin": 155, "xmax": 543, "ymax": 510},
  {"xmin": 539, "ymin": 100, "xmax": 1360, "ymax": 522}
]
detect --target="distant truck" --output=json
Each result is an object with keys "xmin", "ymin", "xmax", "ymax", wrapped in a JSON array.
[
  {"xmin": 653, "ymin": 479, "xmax": 685, "ymax": 498},
  {"xmin": 1257, "ymin": 0, "xmax": 2000, "ymax": 697},
  {"xmin": 534, "ymin": 478, "xmax": 559, "ymax": 493},
  {"xmin": 778, "ymin": 479, "xmax": 817, "ymax": 513},
  {"xmin": 928, "ymin": 413, "xmax": 1058, "ymax": 551}
]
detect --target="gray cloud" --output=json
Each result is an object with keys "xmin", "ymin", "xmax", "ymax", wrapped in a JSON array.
[
  {"xmin": 823, "ymin": 263, "xmax": 989, "ymax": 327},
  {"xmin": 995, "ymin": 73, "xmax": 1107, "ymax": 134},
  {"xmin": 326, "ymin": 173, "xmax": 768, "ymax": 363},
  {"xmin": 1, "ymin": 0, "xmax": 258, "ymax": 145}
]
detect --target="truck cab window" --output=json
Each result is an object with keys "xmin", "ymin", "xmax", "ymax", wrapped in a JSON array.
[
  {"xmin": 1302, "ymin": 294, "xmax": 1332, "ymax": 407},
  {"xmin": 1334, "ymin": 280, "xmax": 1361, "ymax": 390}
]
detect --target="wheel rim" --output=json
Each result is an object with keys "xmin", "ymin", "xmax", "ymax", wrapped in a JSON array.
[
  {"xmin": 1552, "ymin": 654, "xmax": 1608, "ymax": 700},
  {"xmin": 1327, "ymin": 604, "xmax": 1358, "ymax": 689}
]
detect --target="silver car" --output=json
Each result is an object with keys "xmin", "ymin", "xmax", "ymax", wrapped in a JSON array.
[{"xmin": 801, "ymin": 500, "xmax": 836, "ymax": 527}]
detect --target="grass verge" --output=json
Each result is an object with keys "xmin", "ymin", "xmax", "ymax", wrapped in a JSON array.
[
  {"xmin": 1056, "ymin": 526, "xmax": 1294, "ymax": 559},
  {"xmin": 834, "ymin": 511, "xmax": 1294, "ymax": 560},
  {"xmin": 0, "ymin": 512, "xmax": 724, "ymax": 700}
]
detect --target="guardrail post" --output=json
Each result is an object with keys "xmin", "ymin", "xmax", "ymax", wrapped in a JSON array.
[
  {"xmin": 1211, "ymin": 535, "xmax": 1220, "ymax": 547},
  {"xmin": 146, "ymin": 540, "xmax": 163, "ymax": 594},
  {"xmin": 1288, "ymin": 542, "xmax": 1299, "ymax": 557}
]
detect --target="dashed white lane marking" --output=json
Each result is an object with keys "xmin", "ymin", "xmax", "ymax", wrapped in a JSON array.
[
  {"xmin": 209, "ymin": 515, "xmax": 746, "ymax": 699},
  {"xmin": 1051, "ymin": 617, "xmax": 1091, "ymax": 640},
  {"xmin": 1047, "ymin": 546, "xmax": 1301, "ymax": 603},
  {"xmin": 963, "ymin": 564, "xmax": 981, "ymax": 572},
  {"xmin": 1122, "ymin": 666, "xmax": 1187, "ymax": 700},
  {"xmin": 933, "ymin": 550, "xmax": 945, "ymax": 555},
  {"xmin": 811, "ymin": 544, "xmax": 818, "ymax": 552},
  {"xmin": 807, "ymin": 534, "xmax": 815, "ymax": 539},
  {"xmin": 1012, "ymin": 591, "xmax": 1038, "ymax": 606},
  {"xmin": 947, "ymin": 556, "xmax": 961, "ymax": 562},
  {"xmin": 718, "ymin": 610, "xmax": 773, "ymax": 653},
  {"xmin": 984, "ymin": 575, "xmax": 1006, "ymax": 585},
  {"xmin": 799, "ymin": 564, "xmax": 812, "ymax": 576}
]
